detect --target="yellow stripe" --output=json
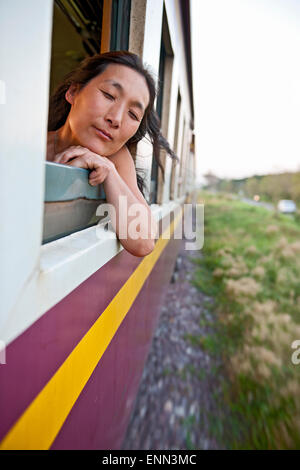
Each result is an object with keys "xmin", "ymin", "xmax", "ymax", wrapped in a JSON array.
[{"xmin": 0, "ymin": 209, "xmax": 182, "ymax": 450}]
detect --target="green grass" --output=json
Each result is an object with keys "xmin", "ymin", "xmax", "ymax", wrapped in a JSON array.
[
  {"xmin": 181, "ymin": 415, "xmax": 197, "ymax": 450},
  {"xmin": 177, "ymin": 363, "xmax": 207, "ymax": 381},
  {"xmin": 193, "ymin": 191, "xmax": 300, "ymax": 449}
]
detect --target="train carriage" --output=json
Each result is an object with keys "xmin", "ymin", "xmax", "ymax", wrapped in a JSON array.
[{"xmin": 0, "ymin": 0, "xmax": 196, "ymax": 449}]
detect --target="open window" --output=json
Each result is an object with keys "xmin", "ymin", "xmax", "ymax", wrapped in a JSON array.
[{"xmin": 43, "ymin": 0, "xmax": 132, "ymax": 244}]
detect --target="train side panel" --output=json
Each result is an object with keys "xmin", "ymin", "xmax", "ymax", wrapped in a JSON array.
[{"xmin": 0, "ymin": 213, "xmax": 182, "ymax": 450}]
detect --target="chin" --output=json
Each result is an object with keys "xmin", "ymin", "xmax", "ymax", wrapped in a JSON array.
[
  {"xmin": 82, "ymin": 139, "xmax": 111, "ymax": 157},
  {"xmin": 101, "ymin": 144, "xmax": 125, "ymax": 157}
]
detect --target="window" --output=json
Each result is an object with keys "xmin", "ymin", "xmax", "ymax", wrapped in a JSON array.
[
  {"xmin": 170, "ymin": 91, "xmax": 181, "ymax": 199},
  {"xmin": 149, "ymin": 8, "xmax": 173, "ymax": 204},
  {"xmin": 43, "ymin": 1, "xmax": 105, "ymax": 244},
  {"xmin": 149, "ymin": 38, "xmax": 166, "ymax": 204},
  {"xmin": 44, "ymin": 0, "xmax": 132, "ymax": 244},
  {"xmin": 178, "ymin": 117, "xmax": 187, "ymax": 197},
  {"xmin": 43, "ymin": 0, "xmax": 131, "ymax": 243}
]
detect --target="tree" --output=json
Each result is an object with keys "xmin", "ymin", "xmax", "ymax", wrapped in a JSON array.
[{"xmin": 245, "ymin": 177, "xmax": 261, "ymax": 198}]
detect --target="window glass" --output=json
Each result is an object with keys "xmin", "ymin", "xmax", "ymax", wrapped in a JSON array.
[
  {"xmin": 170, "ymin": 91, "xmax": 181, "ymax": 199},
  {"xmin": 149, "ymin": 6, "xmax": 174, "ymax": 205},
  {"xmin": 149, "ymin": 39, "xmax": 166, "ymax": 204},
  {"xmin": 110, "ymin": 0, "xmax": 131, "ymax": 51}
]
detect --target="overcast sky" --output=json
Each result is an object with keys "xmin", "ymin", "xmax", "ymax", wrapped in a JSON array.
[{"xmin": 191, "ymin": 0, "xmax": 300, "ymax": 180}]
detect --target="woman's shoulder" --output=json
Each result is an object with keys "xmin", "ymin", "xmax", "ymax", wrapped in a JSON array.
[
  {"xmin": 108, "ymin": 145, "xmax": 146, "ymax": 202},
  {"xmin": 107, "ymin": 145, "xmax": 134, "ymax": 170}
]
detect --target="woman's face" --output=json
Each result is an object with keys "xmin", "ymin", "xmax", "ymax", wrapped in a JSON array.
[{"xmin": 65, "ymin": 64, "xmax": 150, "ymax": 156}]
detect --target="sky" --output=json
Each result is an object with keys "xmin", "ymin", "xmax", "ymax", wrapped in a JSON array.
[{"xmin": 191, "ymin": 0, "xmax": 300, "ymax": 180}]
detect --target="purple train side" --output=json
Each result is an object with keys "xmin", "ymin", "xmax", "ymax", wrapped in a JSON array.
[{"xmin": 0, "ymin": 212, "xmax": 184, "ymax": 449}]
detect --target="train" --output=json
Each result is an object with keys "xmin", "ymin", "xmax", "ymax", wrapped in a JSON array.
[{"xmin": 0, "ymin": 0, "xmax": 196, "ymax": 449}]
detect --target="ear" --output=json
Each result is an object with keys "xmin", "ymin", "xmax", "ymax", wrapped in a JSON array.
[{"xmin": 65, "ymin": 84, "xmax": 78, "ymax": 105}]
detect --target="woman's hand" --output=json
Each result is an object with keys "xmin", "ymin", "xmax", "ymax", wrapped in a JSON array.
[{"xmin": 53, "ymin": 145, "xmax": 116, "ymax": 185}]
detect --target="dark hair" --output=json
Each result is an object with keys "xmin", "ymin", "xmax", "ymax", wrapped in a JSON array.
[{"xmin": 48, "ymin": 51, "xmax": 178, "ymax": 196}]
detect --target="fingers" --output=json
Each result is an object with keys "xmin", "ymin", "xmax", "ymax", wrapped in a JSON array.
[
  {"xmin": 89, "ymin": 170, "xmax": 98, "ymax": 179},
  {"xmin": 53, "ymin": 146, "xmax": 88, "ymax": 164},
  {"xmin": 65, "ymin": 155, "xmax": 88, "ymax": 169},
  {"xmin": 52, "ymin": 145, "xmax": 114, "ymax": 185},
  {"xmin": 89, "ymin": 167, "xmax": 109, "ymax": 185}
]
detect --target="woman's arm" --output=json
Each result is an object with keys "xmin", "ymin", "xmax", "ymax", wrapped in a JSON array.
[
  {"xmin": 103, "ymin": 145, "xmax": 158, "ymax": 257},
  {"xmin": 53, "ymin": 145, "xmax": 158, "ymax": 257}
]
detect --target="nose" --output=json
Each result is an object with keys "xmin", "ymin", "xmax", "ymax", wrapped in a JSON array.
[{"xmin": 105, "ymin": 103, "xmax": 124, "ymax": 129}]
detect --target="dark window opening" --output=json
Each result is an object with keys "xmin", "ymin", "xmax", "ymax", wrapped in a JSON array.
[{"xmin": 50, "ymin": 0, "xmax": 104, "ymax": 94}]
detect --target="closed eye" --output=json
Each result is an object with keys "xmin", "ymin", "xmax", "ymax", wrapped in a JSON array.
[
  {"xmin": 101, "ymin": 90, "xmax": 115, "ymax": 100},
  {"xmin": 129, "ymin": 110, "xmax": 140, "ymax": 121}
]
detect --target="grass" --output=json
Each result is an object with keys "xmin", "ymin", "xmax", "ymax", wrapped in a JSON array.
[
  {"xmin": 181, "ymin": 415, "xmax": 197, "ymax": 450},
  {"xmin": 193, "ymin": 191, "xmax": 300, "ymax": 449},
  {"xmin": 178, "ymin": 363, "xmax": 207, "ymax": 381}
]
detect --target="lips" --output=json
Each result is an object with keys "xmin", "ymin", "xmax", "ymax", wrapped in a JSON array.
[{"xmin": 93, "ymin": 126, "xmax": 113, "ymax": 141}]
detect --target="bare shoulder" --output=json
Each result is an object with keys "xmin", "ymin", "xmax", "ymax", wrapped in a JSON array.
[
  {"xmin": 107, "ymin": 145, "xmax": 147, "ymax": 204},
  {"xmin": 107, "ymin": 145, "xmax": 134, "ymax": 172}
]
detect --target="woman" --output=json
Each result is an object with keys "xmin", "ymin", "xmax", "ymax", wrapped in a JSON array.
[{"xmin": 47, "ymin": 51, "xmax": 177, "ymax": 257}]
